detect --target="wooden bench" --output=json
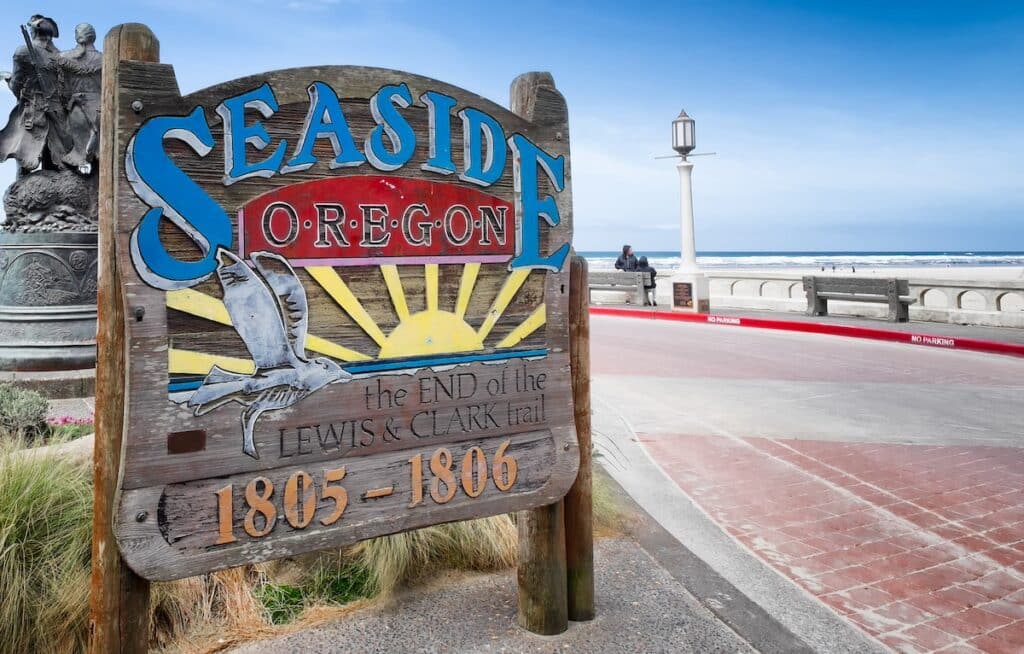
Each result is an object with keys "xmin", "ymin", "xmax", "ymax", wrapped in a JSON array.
[
  {"xmin": 803, "ymin": 276, "xmax": 913, "ymax": 322},
  {"xmin": 589, "ymin": 271, "xmax": 654, "ymax": 305}
]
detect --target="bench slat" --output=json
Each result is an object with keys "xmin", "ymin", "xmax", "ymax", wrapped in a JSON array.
[
  {"xmin": 804, "ymin": 277, "xmax": 909, "ymax": 294},
  {"xmin": 588, "ymin": 271, "xmax": 653, "ymax": 306},
  {"xmin": 803, "ymin": 276, "xmax": 911, "ymax": 322}
]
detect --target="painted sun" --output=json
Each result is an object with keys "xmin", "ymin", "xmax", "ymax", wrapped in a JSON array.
[{"xmin": 165, "ymin": 261, "xmax": 547, "ymax": 385}]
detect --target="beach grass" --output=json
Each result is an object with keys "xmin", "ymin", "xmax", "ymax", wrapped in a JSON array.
[{"xmin": 0, "ymin": 439, "xmax": 92, "ymax": 654}]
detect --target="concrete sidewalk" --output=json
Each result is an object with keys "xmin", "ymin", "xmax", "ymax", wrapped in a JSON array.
[
  {"xmin": 46, "ymin": 396, "xmax": 94, "ymax": 421},
  {"xmin": 230, "ymin": 537, "xmax": 762, "ymax": 654}
]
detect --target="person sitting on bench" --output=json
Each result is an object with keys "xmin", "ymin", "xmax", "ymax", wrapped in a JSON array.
[
  {"xmin": 637, "ymin": 255, "xmax": 657, "ymax": 306},
  {"xmin": 615, "ymin": 244, "xmax": 637, "ymax": 271}
]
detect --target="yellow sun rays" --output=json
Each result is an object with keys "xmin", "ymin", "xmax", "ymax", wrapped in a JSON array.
[
  {"xmin": 166, "ymin": 288, "xmax": 372, "ymax": 362},
  {"xmin": 424, "ymin": 264, "xmax": 439, "ymax": 312},
  {"xmin": 477, "ymin": 269, "xmax": 531, "ymax": 341},
  {"xmin": 454, "ymin": 263, "xmax": 479, "ymax": 319},
  {"xmin": 168, "ymin": 348, "xmax": 255, "ymax": 375},
  {"xmin": 380, "ymin": 265, "xmax": 410, "ymax": 322},
  {"xmin": 496, "ymin": 304, "xmax": 546, "ymax": 348},
  {"xmin": 166, "ymin": 262, "xmax": 546, "ymax": 378},
  {"xmin": 306, "ymin": 266, "xmax": 390, "ymax": 347}
]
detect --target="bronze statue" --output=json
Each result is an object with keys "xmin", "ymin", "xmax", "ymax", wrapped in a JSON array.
[
  {"xmin": 0, "ymin": 15, "xmax": 72, "ymax": 174},
  {"xmin": 59, "ymin": 23, "xmax": 102, "ymax": 175},
  {"xmin": 0, "ymin": 14, "xmax": 103, "ymax": 372},
  {"xmin": 0, "ymin": 15, "xmax": 101, "ymax": 233}
]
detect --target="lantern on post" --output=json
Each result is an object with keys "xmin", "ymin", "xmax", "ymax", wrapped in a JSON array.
[
  {"xmin": 669, "ymin": 108, "xmax": 709, "ymax": 312},
  {"xmin": 672, "ymin": 109, "xmax": 695, "ymax": 159}
]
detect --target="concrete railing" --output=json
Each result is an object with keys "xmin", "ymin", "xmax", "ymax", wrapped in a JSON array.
[{"xmin": 703, "ymin": 273, "xmax": 1024, "ymax": 328}]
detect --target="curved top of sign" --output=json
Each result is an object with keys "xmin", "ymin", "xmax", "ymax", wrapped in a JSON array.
[{"xmin": 183, "ymin": 65, "xmax": 528, "ymax": 130}]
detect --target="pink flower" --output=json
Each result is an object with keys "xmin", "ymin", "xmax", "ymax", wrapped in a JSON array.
[{"xmin": 47, "ymin": 415, "xmax": 94, "ymax": 426}]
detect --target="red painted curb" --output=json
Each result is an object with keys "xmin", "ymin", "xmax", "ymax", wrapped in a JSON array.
[{"xmin": 589, "ymin": 306, "xmax": 1024, "ymax": 358}]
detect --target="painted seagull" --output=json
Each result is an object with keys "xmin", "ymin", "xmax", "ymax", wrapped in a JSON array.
[{"xmin": 188, "ymin": 248, "xmax": 352, "ymax": 459}]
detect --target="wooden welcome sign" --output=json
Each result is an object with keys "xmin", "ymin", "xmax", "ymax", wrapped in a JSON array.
[{"xmin": 105, "ymin": 49, "xmax": 578, "ymax": 580}]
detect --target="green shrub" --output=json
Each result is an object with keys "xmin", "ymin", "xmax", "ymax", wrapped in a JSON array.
[
  {"xmin": 45, "ymin": 422, "xmax": 94, "ymax": 444},
  {"xmin": 0, "ymin": 383, "xmax": 49, "ymax": 439},
  {"xmin": 254, "ymin": 561, "xmax": 372, "ymax": 625},
  {"xmin": 0, "ymin": 437, "xmax": 518, "ymax": 652},
  {"xmin": 255, "ymin": 582, "xmax": 308, "ymax": 625}
]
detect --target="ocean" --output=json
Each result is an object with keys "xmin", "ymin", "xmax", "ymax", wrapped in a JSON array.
[{"xmin": 579, "ymin": 251, "xmax": 1024, "ymax": 272}]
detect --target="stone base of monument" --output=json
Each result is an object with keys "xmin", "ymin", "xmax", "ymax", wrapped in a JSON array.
[
  {"xmin": 0, "ymin": 232, "xmax": 98, "ymax": 376},
  {"xmin": 670, "ymin": 270, "xmax": 711, "ymax": 313}
]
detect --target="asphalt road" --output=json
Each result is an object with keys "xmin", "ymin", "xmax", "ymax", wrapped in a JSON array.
[{"xmin": 591, "ymin": 316, "xmax": 1024, "ymax": 448}]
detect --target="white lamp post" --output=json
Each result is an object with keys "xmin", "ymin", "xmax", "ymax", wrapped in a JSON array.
[
  {"xmin": 672, "ymin": 110, "xmax": 698, "ymax": 273},
  {"xmin": 670, "ymin": 109, "xmax": 709, "ymax": 312}
]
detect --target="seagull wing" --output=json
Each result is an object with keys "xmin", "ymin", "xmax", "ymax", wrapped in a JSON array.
[
  {"xmin": 215, "ymin": 249, "xmax": 297, "ymax": 369},
  {"xmin": 251, "ymin": 251, "xmax": 310, "ymax": 360}
]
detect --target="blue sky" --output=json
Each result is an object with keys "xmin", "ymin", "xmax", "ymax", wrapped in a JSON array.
[{"xmin": 1, "ymin": 0, "xmax": 1022, "ymax": 252}]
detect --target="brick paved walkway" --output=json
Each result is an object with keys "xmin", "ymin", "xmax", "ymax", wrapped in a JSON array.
[
  {"xmin": 644, "ymin": 433, "xmax": 1024, "ymax": 653},
  {"xmin": 591, "ymin": 314, "xmax": 1024, "ymax": 652}
]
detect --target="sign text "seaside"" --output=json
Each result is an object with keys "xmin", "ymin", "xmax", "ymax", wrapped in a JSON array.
[{"xmin": 126, "ymin": 81, "xmax": 569, "ymax": 289}]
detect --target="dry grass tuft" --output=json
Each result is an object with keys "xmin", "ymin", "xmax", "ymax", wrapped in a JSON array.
[
  {"xmin": 150, "ymin": 566, "xmax": 271, "ymax": 651},
  {"xmin": 0, "ymin": 440, "xmax": 91, "ymax": 654},
  {"xmin": 348, "ymin": 514, "xmax": 517, "ymax": 596}
]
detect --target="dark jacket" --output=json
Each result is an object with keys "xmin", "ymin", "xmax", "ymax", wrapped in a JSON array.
[
  {"xmin": 615, "ymin": 245, "xmax": 638, "ymax": 271},
  {"xmin": 637, "ymin": 258, "xmax": 657, "ymax": 288}
]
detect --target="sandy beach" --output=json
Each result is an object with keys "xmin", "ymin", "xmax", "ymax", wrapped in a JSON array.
[{"xmin": 700, "ymin": 265, "xmax": 1024, "ymax": 282}]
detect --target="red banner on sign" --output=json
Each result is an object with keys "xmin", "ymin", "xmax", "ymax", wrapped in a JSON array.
[{"xmin": 239, "ymin": 176, "xmax": 515, "ymax": 267}]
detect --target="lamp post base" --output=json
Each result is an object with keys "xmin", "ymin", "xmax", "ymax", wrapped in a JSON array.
[{"xmin": 670, "ymin": 271, "xmax": 710, "ymax": 313}]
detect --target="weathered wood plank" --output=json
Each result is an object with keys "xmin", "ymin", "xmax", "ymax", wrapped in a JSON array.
[
  {"xmin": 517, "ymin": 500, "xmax": 568, "ymax": 635},
  {"xmin": 511, "ymin": 71, "xmax": 572, "ymax": 636},
  {"xmin": 119, "ymin": 429, "xmax": 571, "ymax": 580},
  {"xmin": 91, "ymin": 23, "xmax": 158, "ymax": 654},
  {"xmin": 565, "ymin": 255, "xmax": 594, "ymax": 621},
  {"xmin": 120, "ymin": 354, "xmax": 572, "ymax": 488}
]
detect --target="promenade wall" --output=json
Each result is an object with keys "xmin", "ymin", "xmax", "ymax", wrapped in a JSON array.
[
  {"xmin": 592, "ymin": 272, "xmax": 1024, "ymax": 329},
  {"xmin": 702, "ymin": 274, "xmax": 1024, "ymax": 328}
]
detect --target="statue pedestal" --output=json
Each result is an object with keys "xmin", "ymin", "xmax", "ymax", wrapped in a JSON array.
[{"xmin": 0, "ymin": 231, "xmax": 97, "ymax": 371}]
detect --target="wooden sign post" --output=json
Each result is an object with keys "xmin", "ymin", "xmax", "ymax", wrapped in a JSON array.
[
  {"xmin": 91, "ymin": 22, "xmax": 591, "ymax": 650},
  {"xmin": 90, "ymin": 24, "xmax": 157, "ymax": 654}
]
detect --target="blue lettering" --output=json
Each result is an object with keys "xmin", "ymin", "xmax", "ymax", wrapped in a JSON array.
[
  {"xmin": 216, "ymin": 83, "xmax": 287, "ymax": 185},
  {"xmin": 365, "ymin": 83, "xmax": 416, "ymax": 172},
  {"xmin": 508, "ymin": 134, "xmax": 569, "ymax": 271},
  {"xmin": 420, "ymin": 91, "xmax": 456, "ymax": 175},
  {"xmin": 282, "ymin": 81, "xmax": 365, "ymax": 173},
  {"xmin": 458, "ymin": 107, "xmax": 506, "ymax": 187},
  {"xmin": 126, "ymin": 107, "xmax": 232, "ymax": 289}
]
